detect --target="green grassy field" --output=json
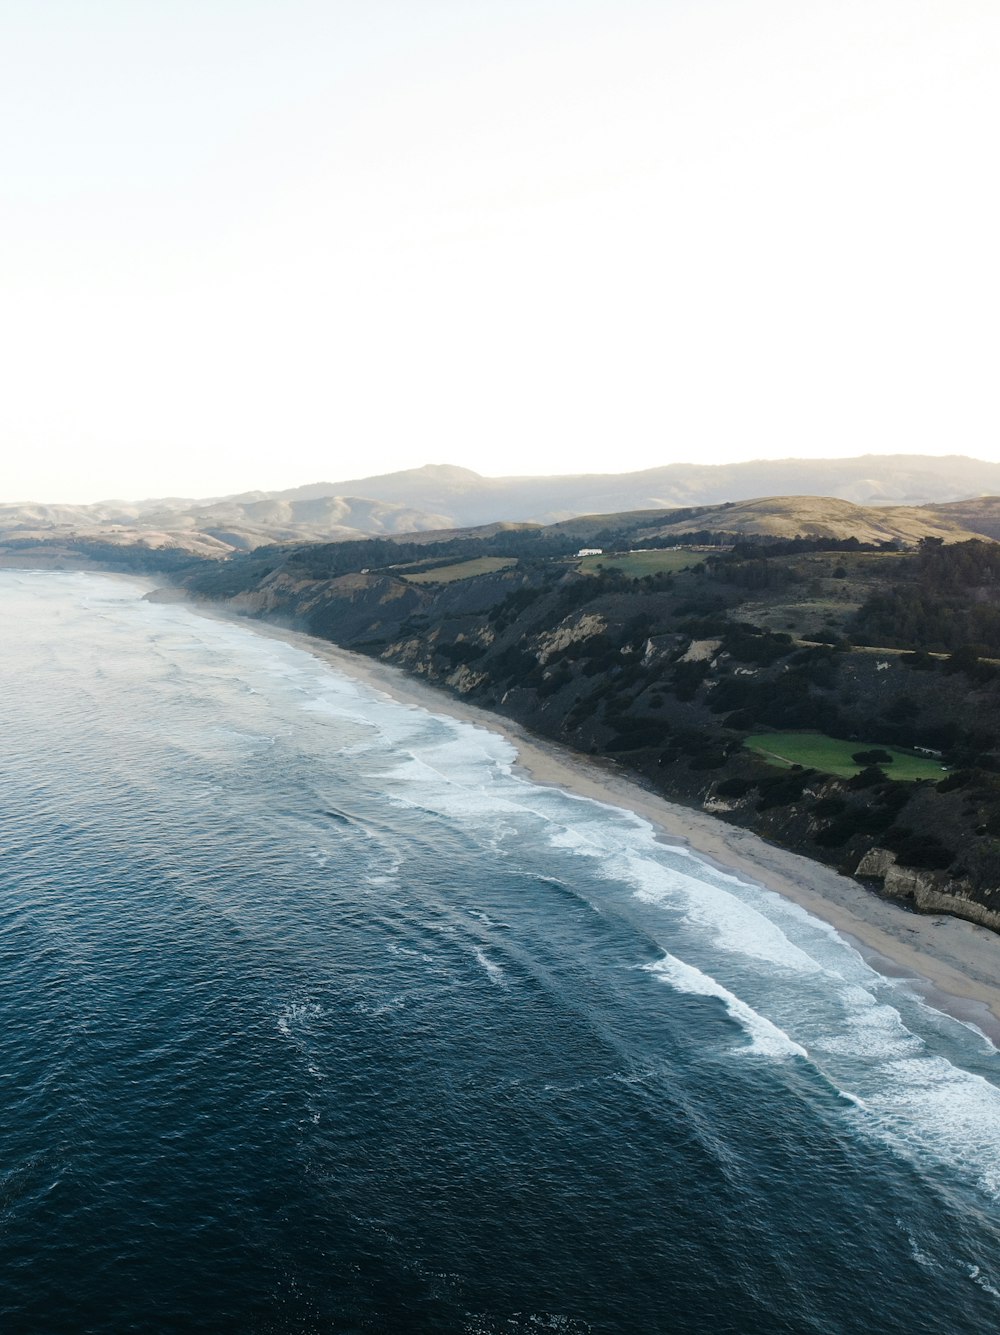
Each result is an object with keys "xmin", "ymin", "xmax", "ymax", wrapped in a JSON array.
[
  {"xmin": 402, "ymin": 556, "xmax": 516, "ymax": 584},
  {"xmin": 744, "ymin": 732, "xmax": 947, "ymax": 781},
  {"xmin": 579, "ymin": 549, "xmax": 700, "ymax": 577}
]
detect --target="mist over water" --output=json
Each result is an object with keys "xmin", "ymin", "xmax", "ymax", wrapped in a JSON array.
[{"xmin": 1, "ymin": 571, "xmax": 999, "ymax": 1333}]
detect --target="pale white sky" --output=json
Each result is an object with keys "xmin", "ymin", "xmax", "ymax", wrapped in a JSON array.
[{"xmin": 2, "ymin": 0, "xmax": 998, "ymax": 502}]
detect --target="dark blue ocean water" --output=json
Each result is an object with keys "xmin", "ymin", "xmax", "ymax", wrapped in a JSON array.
[{"xmin": 1, "ymin": 571, "xmax": 999, "ymax": 1334}]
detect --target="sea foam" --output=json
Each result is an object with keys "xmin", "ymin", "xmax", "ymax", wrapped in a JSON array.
[{"xmin": 644, "ymin": 954, "xmax": 807, "ymax": 1059}]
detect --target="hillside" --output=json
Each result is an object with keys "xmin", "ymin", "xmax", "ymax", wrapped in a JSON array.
[
  {"xmin": 4, "ymin": 454, "xmax": 1000, "ymax": 553},
  {"xmin": 424, "ymin": 496, "xmax": 990, "ymax": 550},
  {"xmin": 0, "ymin": 494, "xmax": 456, "ymax": 559},
  {"xmin": 926, "ymin": 497, "xmax": 1000, "ymax": 540},
  {"xmin": 631, "ymin": 496, "xmax": 985, "ymax": 545},
  {"xmin": 1, "ymin": 490, "xmax": 992, "ymax": 579}
]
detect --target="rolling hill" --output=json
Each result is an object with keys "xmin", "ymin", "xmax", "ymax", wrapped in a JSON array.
[{"xmin": 3, "ymin": 455, "xmax": 1000, "ymax": 555}]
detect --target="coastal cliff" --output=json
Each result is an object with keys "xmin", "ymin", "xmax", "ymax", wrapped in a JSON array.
[{"xmin": 158, "ymin": 527, "xmax": 1000, "ymax": 936}]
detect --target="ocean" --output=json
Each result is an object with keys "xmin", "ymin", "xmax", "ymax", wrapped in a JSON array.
[{"xmin": 1, "ymin": 570, "xmax": 999, "ymax": 1334}]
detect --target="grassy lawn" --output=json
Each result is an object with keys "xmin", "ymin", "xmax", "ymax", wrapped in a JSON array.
[
  {"xmin": 579, "ymin": 549, "xmax": 700, "ymax": 577},
  {"xmin": 402, "ymin": 556, "xmax": 516, "ymax": 584},
  {"xmin": 744, "ymin": 731, "xmax": 947, "ymax": 781}
]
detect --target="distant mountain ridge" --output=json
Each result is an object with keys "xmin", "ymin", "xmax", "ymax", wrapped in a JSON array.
[
  {"xmin": 4, "ymin": 455, "xmax": 1000, "ymax": 553},
  {"xmin": 266, "ymin": 455, "xmax": 1000, "ymax": 525}
]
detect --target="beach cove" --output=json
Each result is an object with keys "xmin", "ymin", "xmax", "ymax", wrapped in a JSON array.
[{"xmin": 232, "ymin": 612, "xmax": 1000, "ymax": 1047}]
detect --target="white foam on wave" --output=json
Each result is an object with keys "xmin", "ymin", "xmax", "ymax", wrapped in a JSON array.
[
  {"xmin": 463, "ymin": 1311, "xmax": 588, "ymax": 1334},
  {"xmin": 472, "ymin": 946, "xmax": 508, "ymax": 988},
  {"xmin": 780, "ymin": 979, "xmax": 1000, "ymax": 1199},
  {"xmin": 387, "ymin": 942, "xmax": 435, "ymax": 963},
  {"xmin": 469, "ymin": 909, "xmax": 511, "ymax": 931},
  {"xmin": 818, "ymin": 984, "xmax": 924, "ymax": 1061},
  {"xmin": 381, "ymin": 727, "xmax": 520, "ymax": 802},
  {"xmin": 624, "ymin": 852, "xmax": 824, "ymax": 975},
  {"xmin": 364, "ymin": 872, "xmax": 398, "ymax": 889},
  {"xmin": 644, "ymin": 954, "xmax": 807, "ymax": 1059},
  {"xmin": 544, "ymin": 808, "xmax": 831, "ymax": 977},
  {"xmin": 964, "ymin": 1263, "xmax": 1000, "ymax": 1299},
  {"xmin": 895, "ymin": 1218, "xmax": 935, "ymax": 1270},
  {"xmin": 861, "ymin": 1054, "xmax": 1000, "ymax": 1200},
  {"xmin": 276, "ymin": 1001, "xmax": 323, "ymax": 1037},
  {"xmin": 382, "ymin": 754, "xmax": 538, "ymax": 827},
  {"xmin": 354, "ymin": 996, "xmax": 406, "ymax": 1017},
  {"xmin": 296, "ymin": 664, "xmax": 521, "ymax": 778},
  {"xmin": 522, "ymin": 776, "xmax": 1000, "ymax": 1201}
]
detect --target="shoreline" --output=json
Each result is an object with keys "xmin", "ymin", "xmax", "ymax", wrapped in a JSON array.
[{"xmin": 203, "ymin": 609, "xmax": 1000, "ymax": 1047}]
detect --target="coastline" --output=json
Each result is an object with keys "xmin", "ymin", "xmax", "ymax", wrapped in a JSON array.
[{"xmin": 206, "ymin": 609, "xmax": 1000, "ymax": 1046}]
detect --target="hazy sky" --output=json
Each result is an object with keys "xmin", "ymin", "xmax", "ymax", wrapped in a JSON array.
[{"xmin": 2, "ymin": 0, "xmax": 998, "ymax": 502}]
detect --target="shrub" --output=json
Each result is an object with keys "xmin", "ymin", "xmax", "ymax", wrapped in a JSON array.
[
  {"xmin": 672, "ymin": 660, "xmax": 710, "ymax": 702},
  {"xmin": 536, "ymin": 667, "xmax": 572, "ymax": 698},
  {"xmin": 887, "ymin": 831, "xmax": 955, "ymax": 870},
  {"xmin": 689, "ymin": 751, "xmax": 728, "ymax": 771},
  {"xmin": 900, "ymin": 651, "xmax": 937, "ymax": 671},
  {"xmin": 437, "ymin": 639, "xmax": 487, "ymax": 667},
  {"xmin": 852, "ymin": 749, "xmax": 893, "ymax": 766},
  {"xmin": 813, "ymin": 807, "xmax": 891, "ymax": 845},
  {"xmin": 811, "ymin": 795, "xmax": 846, "ymax": 817},
  {"xmin": 724, "ymin": 709, "xmax": 755, "ymax": 730},
  {"xmin": 937, "ymin": 770, "xmax": 974, "ymax": 793},
  {"xmin": 814, "ymin": 821, "xmax": 852, "ymax": 847},
  {"xmin": 756, "ymin": 769, "xmax": 817, "ymax": 810}
]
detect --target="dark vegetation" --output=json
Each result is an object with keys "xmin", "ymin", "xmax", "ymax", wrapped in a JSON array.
[{"xmin": 850, "ymin": 538, "xmax": 1000, "ymax": 658}]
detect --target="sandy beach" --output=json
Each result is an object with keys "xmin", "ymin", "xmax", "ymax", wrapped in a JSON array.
[{"xmin": 198, "ymin": 609, "xmax": 1000, "ymax": 1046}]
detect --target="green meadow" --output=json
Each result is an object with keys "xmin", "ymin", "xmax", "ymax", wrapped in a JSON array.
[
  {"xmin": 402, "ymin": 556, "xmax": 516, "ymax": 584},
  {"xmin": 744, "ymin": 732, "xmax": 947, "ymax": 781},
  {"xmin": 579, "ymin": 549, "xmax": 701, "ymax": 577}
]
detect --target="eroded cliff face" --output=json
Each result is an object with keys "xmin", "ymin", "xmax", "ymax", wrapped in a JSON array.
[
  {"xmin": 857, "ymin": 851, "xmax": 1000, "ymax": 932},
  {"xmin": 535, "ymin": 615, "xmax": 607, "ymax": 664},
  {"xmin": 170, "ymin": 557, "xmax": 1000, "ymax": 937}
]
